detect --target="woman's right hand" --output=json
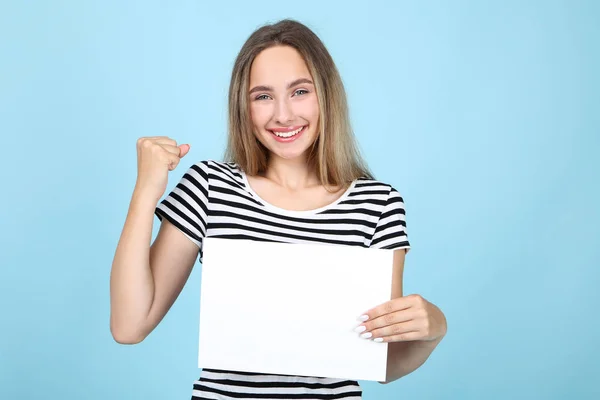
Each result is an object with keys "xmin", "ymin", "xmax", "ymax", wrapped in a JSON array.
[{"xmin": 134, "ymin": 136, "xmax": 190, "ymax": 203}]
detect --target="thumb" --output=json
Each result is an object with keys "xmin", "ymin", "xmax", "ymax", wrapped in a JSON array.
[{"xmin": 178, "ymin": 144, "xmax": 190, "ymax": 158}]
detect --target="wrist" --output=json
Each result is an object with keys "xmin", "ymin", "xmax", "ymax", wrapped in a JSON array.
[{"xmin": 131, "ymin": 185, "xmax": 162, "ymax": 209}]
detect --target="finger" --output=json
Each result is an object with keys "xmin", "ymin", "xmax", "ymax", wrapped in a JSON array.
[
  {"xmin": 359, "ymin": 308, "xmax": 419, "ymax": 333},
  {"xmin": 359, "ymin": 297, "xmax": 413, "ymax": 322},
  {"xmin": 166, "ymin": 153, "xmax": 183, "ymax": 171},
  {"xmin": 160, "ymin": 144, "xmax": 184, "ymax": 156},
  {"xmin": 154, "ymin": 137, "xmax": 178, "ymax": 147},
  {"xmin": 179, "ymin": 143, "xmax": 190, "ymax": 157},
  {"xmin": 138, "ymin": 136, "xmax": 177, "ymax": 145},
  {"xmin": 372, "ymin": 331, "xmax": 422, "ymax": 343},
  {"xmin": 367, "ymin": 320, "xmax": 420, "ymax": 340}
]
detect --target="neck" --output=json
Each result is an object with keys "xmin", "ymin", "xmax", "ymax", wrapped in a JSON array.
[{"xmin": 264, "ymin": 154, "xmax": 318, "ymax": 190}]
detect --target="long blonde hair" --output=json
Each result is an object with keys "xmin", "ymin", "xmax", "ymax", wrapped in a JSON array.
[{"xmin": 224, "ymin": 19, "xmax": 374, "ymax": 187}]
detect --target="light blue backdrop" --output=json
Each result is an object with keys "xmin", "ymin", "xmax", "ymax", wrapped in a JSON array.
[{"xmin": 1, "ymin": 1, "xmax": 598, "ymax": 399}]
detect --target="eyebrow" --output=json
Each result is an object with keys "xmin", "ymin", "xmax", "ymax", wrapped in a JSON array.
[{"xmin": 249, "ymin": 78, "xmax": 314, "ymax": 95}]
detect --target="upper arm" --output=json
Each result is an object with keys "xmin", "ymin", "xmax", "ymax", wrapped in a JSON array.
[
  {"xmin": 144, "ymin": 218, "xmax": 199, "ymax": 331},
  {"xmin": 370, "ymin": 185, "xmax": 410, "ymax": 299},
  {"xmin": 391, "ymin": 248, "xmax": 406, "ymax": 299},
  {"xmin": 370, "ymin": 186, "xmax": 410, "ymax": 251},
  {"xmin": 143, "ymin": 161, "xmax": 210, "ymax": 333}
]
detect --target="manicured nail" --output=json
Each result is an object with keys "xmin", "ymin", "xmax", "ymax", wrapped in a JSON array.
[
  {"xmin": 357, "ymin": 315, "xmax": 369, "ymax": 322},
  {"xmin": 373, "ymin": 338, "xmax": 383, "ymax": 343},
  {"xmin": 360, "ymin": 332, "xmax": 373, "ymax": 339},
  {"xmin": 354, "ymin": 325, "xmax": 366, "ymax": 333}
]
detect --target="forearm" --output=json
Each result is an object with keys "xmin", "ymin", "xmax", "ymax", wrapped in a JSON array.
[
  {"xmin": 109, "ymin": 187, "xmax": 157, "ymax": 342},
  {"xmin": 381, "ymin": 302, "xmax": 447, "ymax": 384},
  {"xmin": 382, "ymin": 334, "xmax": 445, "ymax": 384}
]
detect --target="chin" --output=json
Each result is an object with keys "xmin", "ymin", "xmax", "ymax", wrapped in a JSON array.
[{"xmin": 273, "ymin": 149, "xmax": 310, "ymax": 161}]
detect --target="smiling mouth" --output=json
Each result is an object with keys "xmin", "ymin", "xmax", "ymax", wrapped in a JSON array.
[{"xmin": 269, "ymin": 125, "xmax": 307, "ymax": 139}]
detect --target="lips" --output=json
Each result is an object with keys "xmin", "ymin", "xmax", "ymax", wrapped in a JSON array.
[{"xmin": 268, "ymin": 125, "xmax": 307, "ymax": 142}]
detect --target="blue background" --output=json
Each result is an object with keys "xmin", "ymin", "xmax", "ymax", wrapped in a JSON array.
[{"xmin": 1, "ymin": 1, "xmax": 599, "ymax": 399}]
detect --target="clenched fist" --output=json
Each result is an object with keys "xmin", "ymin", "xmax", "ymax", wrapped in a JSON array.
[{"xmin": 134, "ymin": 136, "xmax": 190, "ymax": 203}]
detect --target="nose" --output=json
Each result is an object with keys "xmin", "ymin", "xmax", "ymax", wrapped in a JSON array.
[{"xmin": 273, "ymin": 97, "xmax": 293, "ymax": 124}]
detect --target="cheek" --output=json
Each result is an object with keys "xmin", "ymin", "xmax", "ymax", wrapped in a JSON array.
[
  {"xmin": 250, "ymin": 103, "xmax": 272, "ymax": 129},
  {"xmin": 310, "ymin": 103, "xmax": 320, "ymax": 122},
  {"xmin": 308, "ymin": 96, "xmax": 320, "ymax": 123},
  {"xmin": 296, "ymin": 97, "xmax": 320, "ymax": 123}
]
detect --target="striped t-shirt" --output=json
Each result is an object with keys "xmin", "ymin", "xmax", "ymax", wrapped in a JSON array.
[{"xmin": 155, "ymin": 160, "xmax": 411, "ymax": 399}]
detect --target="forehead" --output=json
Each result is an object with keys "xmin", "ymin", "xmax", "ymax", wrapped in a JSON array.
[{"xmin": 249, "ymin": 45, "xmax": 311, "ymax": 85}]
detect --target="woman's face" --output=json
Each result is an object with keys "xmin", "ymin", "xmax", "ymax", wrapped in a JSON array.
[{"xmin": 248, "ymin": 45, "xmax": 320, "ymax": 162}]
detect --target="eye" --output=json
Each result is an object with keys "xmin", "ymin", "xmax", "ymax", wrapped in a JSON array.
[
  {"xmin": 293, "ymin": 89, "xmax": 309, "ymax": 96},
  {"xmin": 255, "ymin": 94, "xmax": 271, "ymax": 101}
]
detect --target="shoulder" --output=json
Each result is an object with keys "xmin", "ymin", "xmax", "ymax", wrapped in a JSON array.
[
  {"xmin": 352, "ymin": 177, "xmax": 407, "ymax": 208},
  {"xmin": 182, "ymin": 159, "xmax": 241, "ymax": 176},
  {"xmin": 353, "ymin": 177, "xmax": 399, "ymax": 196},
  {"xmin": 180, "ymin": 159, "xmax": 245, "ymax": 188}
]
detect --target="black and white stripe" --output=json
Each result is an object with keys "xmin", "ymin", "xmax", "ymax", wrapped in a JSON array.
[
  {"xmin": 155, "ymin": 160, "xmax": 410, "ymax": 399},
  {"xmin": 192, "ymin": 369, "xmax": 363, "ymax": 399}
]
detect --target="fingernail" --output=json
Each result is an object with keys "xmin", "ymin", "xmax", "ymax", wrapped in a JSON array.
[
  {"xmin": 373, "ymin": 338, "xmax": 383, "ymax": 343},
  {"xmin": 354, "ymin": 325, "xmax": 366, "ymax": 333},
  {"xmin": 357, "ymin": 315, "xmax": 369, "ymax": 322},
  {"xmin": 360, "ymin": 332, "xmax": 373, "ymax": 339}
]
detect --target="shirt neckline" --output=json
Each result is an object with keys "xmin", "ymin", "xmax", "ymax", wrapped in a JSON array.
[{"xmin": 239, "ymin": 169, "xmax": 357, "ymax": 217}]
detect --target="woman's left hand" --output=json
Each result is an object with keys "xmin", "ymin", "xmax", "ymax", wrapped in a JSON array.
[{"xmin": 355, "ymin": 294, "xmax": 447, "ymax": 343}]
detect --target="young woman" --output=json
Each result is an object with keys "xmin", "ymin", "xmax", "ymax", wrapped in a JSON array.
[{"xmin": 110, "ymin": 19, "xmax": 447, "ymax": 399}]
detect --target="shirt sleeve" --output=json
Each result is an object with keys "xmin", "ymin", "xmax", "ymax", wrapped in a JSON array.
[
  {"xmin": 370, "ymin": 186, "xmax": 411, "ymax": 252},
  {"xmin": 154, "ymin": 160, "xmax": 209, "ymax": 249}
]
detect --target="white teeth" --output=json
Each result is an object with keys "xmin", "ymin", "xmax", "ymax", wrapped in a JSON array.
[{"xmin": 272, "ymin": 126, "xmax": 304, "ymax": 138}]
